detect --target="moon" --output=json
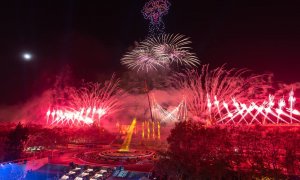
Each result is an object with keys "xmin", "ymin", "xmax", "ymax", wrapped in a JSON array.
[{"xmin": 22, "ymin": 53, "xmax": 33, "ymax": 61}]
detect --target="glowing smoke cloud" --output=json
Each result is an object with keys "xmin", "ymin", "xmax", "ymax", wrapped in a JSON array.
[{"xmin": 142, "ymin": 0, "xmax": 171, "ymax": 36}]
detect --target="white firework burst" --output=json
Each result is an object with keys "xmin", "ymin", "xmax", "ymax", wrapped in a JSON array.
[
  {"xmin": 142, "ymin": 34, "xmax": 199, "ymax": 67},
  {"xmin": 121, "ymin": 47, "xmax": 165, "ymax": 72},
  {"xmin": 121, "ymin": 34, "xmax": 200, "ymax": 72}
]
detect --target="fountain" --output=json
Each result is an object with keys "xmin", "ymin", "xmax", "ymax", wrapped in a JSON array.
[
  {"xmin": 98, "ymin": 118, "xmax": 155, "ymax": 160},
  {"xmin": 118, "ymin": 118, "xmax": 136, "ymax": 152},
  {"xmin": 78, "ymin": 118, "xmax": 155, "ymax": 163}
]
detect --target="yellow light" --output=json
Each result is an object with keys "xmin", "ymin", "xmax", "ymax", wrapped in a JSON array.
[
  {"xmin": 158, "ymin": 121, "xmax": 160, "ymax": 140},
  {"xmin": 142, "ymin": 121, "xmax": 144, "ymax": 139},
  {"xmin": 152, "ymin": 121, "xmax": 155, "ymax": 139},
  {"xmin": 118, "ymin": 118, "xmax": 137, "ymax": 152},
  {"xmin": 147, "ymin": 121, "xmax": 150, "ymax": 139}
]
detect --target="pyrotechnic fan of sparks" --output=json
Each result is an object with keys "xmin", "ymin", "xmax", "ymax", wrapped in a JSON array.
[
  {"xmin": 206, "ymin": 90, "xmax": 300, "ymax": 125},
  {"xmin": 46, "ymin": 75, "xmax": 123, "ymax": 126},
  {"xmin": 46, "ymin": 107, "xmax": 106, "ymax": 126},
  {"xmin": 169, "ymin": 65, "xmax": 300, "ymax": 125},
  {"xmin": 121, "ymin": 34, "xmax": 200, "ymax": 72},
  {"xmin": 170, "ymin": 64, "xmax": 273, "ymax": 122},
  {"xmin": 151, "ymin": 96, "xmax": 188, "ymax": 123}
]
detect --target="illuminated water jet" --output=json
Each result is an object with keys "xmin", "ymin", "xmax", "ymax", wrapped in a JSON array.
[{"xmin": 118, "ymin": 118, "xmax": 136, "ymax": 152}]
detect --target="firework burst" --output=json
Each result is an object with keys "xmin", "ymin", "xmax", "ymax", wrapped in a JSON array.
[
  {"xmin": 121, "ymin": 47, "xmax": 165, "ymax": 72},
  {"xmin": 121, "ymin": 34, "xmax": 200, "ymax": 72},
  {"xmin": 142, "ymin": 34, "xmax": 199, "ymax": 67}
]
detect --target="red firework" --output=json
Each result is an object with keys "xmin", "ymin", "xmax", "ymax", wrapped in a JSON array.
[{"xmin": 46, "ymin": 75, "xmax": 123, "ymax": 126}]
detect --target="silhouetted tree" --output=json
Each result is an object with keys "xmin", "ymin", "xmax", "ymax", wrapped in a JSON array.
[
  {"xmin": 4, "ymin": 123, "xmax": 29, "ymax": 161},
  {"xmin": 155, "ymin": 121, "xmax": 235, "ymax": 179},
  {"xmin": 154, "ymin": 122, "xmax": 297, "ymax": 179}
]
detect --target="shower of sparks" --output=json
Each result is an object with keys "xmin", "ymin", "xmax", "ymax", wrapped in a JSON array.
[
  {"xmin": 169, "ymin": 65, "xmax": 300, "ymax": 125},
  {"xmin": 170, "ymin": 64, "xmax": 273, "ymax": 123},
  {"xmin": 152, "ymin": 97, "xmax": 187, "ymax": 122},
  {"xmin": 46, "ymin": 107, "xmax": 106, "ymax": 126},
  {"xmin": 210, "ymin": 90, "xmax": 300, "ymax": 125},
  {"xmin": 46, "ymin": 75, "xmax": 123, "ymax": 126}
]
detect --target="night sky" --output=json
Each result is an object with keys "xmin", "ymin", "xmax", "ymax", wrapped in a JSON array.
[{"xmin": 0, "ymin": 0, "xmax": 300, "ymax": 104}]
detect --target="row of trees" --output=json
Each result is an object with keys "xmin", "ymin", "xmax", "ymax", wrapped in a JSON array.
[
  {"xmin": 154, "ymin": 121, "xmax": 300, "ymax": 179},
  {"xmin": 0, "ymin": 123, "xmax": 115, "ymax": 162}
]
